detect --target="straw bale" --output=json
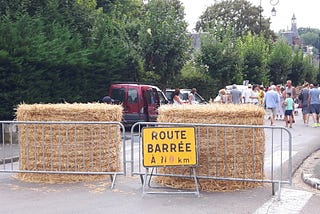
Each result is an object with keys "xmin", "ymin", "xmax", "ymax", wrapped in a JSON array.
[
  {"xmin": 154, "ymin": 103, "xmax": 266, "ymax": 192},
  {"xmin": 15, "ymin": 103, "xmax": 123, "ymax": 183}
]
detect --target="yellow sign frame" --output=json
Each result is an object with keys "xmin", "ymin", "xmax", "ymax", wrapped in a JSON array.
[{"xmin": 142, "ymin": 126, "xmax": 197, "ymax": 167}]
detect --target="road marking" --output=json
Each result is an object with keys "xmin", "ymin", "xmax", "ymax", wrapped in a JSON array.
[
  {"xmin": 253, "ymin": 188, "xmax": 313, "ymax": 214},
  {"xmin": 264, "ymin": 151, "xmax": 297, "ymax": 169}
]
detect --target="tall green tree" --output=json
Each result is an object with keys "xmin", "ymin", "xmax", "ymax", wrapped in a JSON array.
[
  {"xmin": 0, "ymin": 12, "xmax": 89, "ymax": 66},
  {"xmin": 237, "ymin": 33, "xmax": 270, "ymax": 85},
  {"xmin": 196, "ymin": 0, "xmax": 275, "ymax": 39},
  {"xmin": 0, "ymin": 0, "xmax": 47, "ymax": 16},
  {"xmin": 299, "ymin": 28, "xmax": 320, "ymax": 55},
  {"xmin": 268, "ymin": 39, "xmax": 292, "ymax": 84},
  {"xmin": 178, "ymin": 61, "xmax": 214, "ymax": 99},
  {"xmin": 139, "ymin": 0, "xmax": 190, "ymax": 87},
  {"xmin": 302, "ymin": 55, "xmax": 317, "ymax": 84},
  {"xmin": 0, "ymin": 0, "xmax": 145, "ymax": 119},
  {"xmin": 88, "ymin": 11, "xmax": 141, "ymax": 82},
  {"xmin": 289, "ymin": 47, "xmax": 305, "ymax": 85},
  {"xmin": 197, "ymin": 33, "xmax": 242, "ymax": 94}
]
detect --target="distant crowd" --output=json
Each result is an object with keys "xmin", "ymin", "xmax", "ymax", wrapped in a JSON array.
[
  {"xmin": 218, "ymin": 80, "xmax": 320, "ymax": 128},
  {"xmin": 102, "ymin": 80, "xmax": 320, "ymax": 128}
]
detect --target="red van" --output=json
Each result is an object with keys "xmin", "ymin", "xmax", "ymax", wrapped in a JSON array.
[{"xmin": 109, "ymin": 83, "xmax": 168, "ymax": 126}]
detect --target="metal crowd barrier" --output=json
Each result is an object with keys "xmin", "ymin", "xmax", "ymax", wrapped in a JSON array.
[
  {"xmin": 130, "ymin": 122, "xmax": 292, "ymax": 197},
  {"xmin": 1, "ymin": 121, "xmax": 293, "ymax": 197},
  {"xmin": 0, "ymin": 121, "xmax": 126, "ymax": 188}
]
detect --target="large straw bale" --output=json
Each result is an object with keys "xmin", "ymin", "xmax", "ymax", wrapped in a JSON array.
[
  {"xmin": 15, "ymin": 103, "xmax": 123, "ymax": 183},
  {"xmin": 155, "ymin": 103, "xmax": 266, "ymax": 192}
]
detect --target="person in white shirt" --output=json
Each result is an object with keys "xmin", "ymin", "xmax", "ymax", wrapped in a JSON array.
[
  {"xmin": 242, "ymin": 84, "xmax": 252, "ymax": 104},
  {"xmin": 249, "ymin": 85, "xmax": 259, "ymax": 105},
  {"xmin": 172, "ymin": 88, "xmax": 184, "ymax": 105},
  {"xmin": 219, "ymin": 89, "xmax": 231, "ymax": 104},
  {"xmin": 188, "ymin": 88, "xmax": 197, "ymax": 104}
]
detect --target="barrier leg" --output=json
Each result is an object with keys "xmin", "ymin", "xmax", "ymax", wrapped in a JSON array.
[
  {"xmin": 276, "ymin": 181, "xmax": 282, "ymax": 201},
  {"xmin": 192, "ymin": 167, "xmax": 200, "ymax": 197},
  {"xmin": 110, "ymin": 173, "xmax": 117, "ymax": 189}
]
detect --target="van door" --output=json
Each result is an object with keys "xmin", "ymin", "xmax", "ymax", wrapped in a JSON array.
[
  {"xmin": 127, "ymin": 87, "xmax": 140, "ymax": 114},
  {"xmin": 143, "ymin": 88, "xmax": 160, "ymax": 122},
  {"xmin": 110, "ymin": 85, "xmax": 143, "ymax": 124},
  {"xmin": 124, "ymin": 86, "xmax": 144, "ymax": 123}
]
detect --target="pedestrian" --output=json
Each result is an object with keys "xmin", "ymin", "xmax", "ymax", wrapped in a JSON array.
[
  {"xmin": 281, "ymin": 86, "xmax": 286, "ymax": 119},
  {"xmin": 258, "ymin": 85, "xmax": 265, "ymax": 106},
  {"xmin": 219, "ymin": 89, "xmax": 231, "ymax": 104},
  {"xmin": 102, "ymin": 94, "xmax": 114, "ymax": 104},
  {"xmin": 242, "ymin": 84, "xmax": 252, "ymax": 104},
  {"xmin": 299, "ymin": 82, "xmax": 310, "ymax": 126},
  {"xmin": 263, "ymin": 85, "xmax": 280, "ymax": 126},
  {"xmin": 188, "ymin": 88, "xmax": 197, "ymax": 104},
  {"xmin": 230, "ymin": 84, "xmax": 242, "ymax": 104},
  {"xmin": 283, "ymin": 92, "xmax": 294, "ymax": 128},
  {"xmin": 308, "ymin": 83, "xmax": 320, "ymax": 127},
  {"xmin": 285, "ymin": 80, "xmax": 297, "ymax": 123},
  {"xmin": 275, "ymin": 85, "xmax": 285, "ymax": 120},
  {"xmin": 249, "ymin": 85, "xmax": 259, "ymax": 105},
  {"xmin": 172, "ymin": 88, "xmax": 184, "ymax": 105}
]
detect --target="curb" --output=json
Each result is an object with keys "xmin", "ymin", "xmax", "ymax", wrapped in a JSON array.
[
  {"xmin": 0, "ymin": 156, "xmax": 19, "ymax": 165},
  {"xmin": 301, "ymin": 171, "xmax": 320, "ymax": 190}
]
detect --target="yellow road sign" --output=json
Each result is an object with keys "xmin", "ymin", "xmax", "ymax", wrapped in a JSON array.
[{"xmin": 142, "ymin": 127, "xmax": 197, "ymax": 167}]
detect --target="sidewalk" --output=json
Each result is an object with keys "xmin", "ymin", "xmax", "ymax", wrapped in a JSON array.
[
  {"xmin": 0, "ymin": 143, "xmax": 20, "ymax": 164},
  {"xmin": 301, "ymin": 149, "xmax": 320, "ymax": 190}
]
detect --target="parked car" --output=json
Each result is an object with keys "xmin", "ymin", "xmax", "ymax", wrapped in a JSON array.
[
  {"xmin": 164, "ymin": 89, "xmax": 207, "ymax": 104},
  {"xmin": 225, "ymin": 84, "xmax": 248, "ymax": 94},
  {"xmin": 109, "ymin": 83, "xmax": 168, "ymax": 126}
]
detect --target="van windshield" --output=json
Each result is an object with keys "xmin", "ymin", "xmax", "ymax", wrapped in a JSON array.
[
  {"xmin": 110, "ymin": 88, "xmax": 125, "ymax": 104},
  {"xmin": 157, "ymin": 91, "xmax": 167, "ymax": 104}
]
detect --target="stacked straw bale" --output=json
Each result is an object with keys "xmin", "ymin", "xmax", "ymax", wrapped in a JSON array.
[
  {"xmin": 15, "ymin": 103, "xmax": 123, "ymax": 183},
  {"xmin": 155, "ymin": 103, "xmax": 266, "ymax": 192}
]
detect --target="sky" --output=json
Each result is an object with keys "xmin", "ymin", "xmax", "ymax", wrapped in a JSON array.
[{"xmin": 181, "ymin": 0, "xmax": 320, "ymax": 32}]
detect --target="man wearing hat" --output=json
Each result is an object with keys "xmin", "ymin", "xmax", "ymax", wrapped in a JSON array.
[{"xmin": 102, "ymin": 95, "xmax": 114, "ymax": 104}]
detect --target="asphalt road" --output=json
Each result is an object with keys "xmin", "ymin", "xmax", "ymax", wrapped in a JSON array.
[{"xmin": 1, "ymin": 110, "xmax": 320, "ymax": 214}]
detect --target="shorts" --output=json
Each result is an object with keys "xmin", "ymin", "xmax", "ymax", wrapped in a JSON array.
[
  {"xmin": 266, "ymin": 108, "xmax": 276, "ymax": 118},
  {"xmin": 310, "ymin": 104, "xmax": 320, "ymax": 114},
  {"xmin": 285, "ymin": 110, "xmax": 293, "ymax": 116},
  {"xmin": 302, "ymin": 105, "xmax": 310, "ymax": 115}
]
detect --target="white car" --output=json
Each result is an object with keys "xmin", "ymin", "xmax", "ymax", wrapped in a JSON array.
[
  {"xmin": 165, "ymin": 89, "xmax": 207, "ymax": 104},
  {"xmin": 225, "ymin": 85, "xmax": 248, "ymax": 94}
]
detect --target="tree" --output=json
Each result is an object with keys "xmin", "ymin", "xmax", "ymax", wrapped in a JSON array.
[
  {"xmin": 289, "ymin": 47, "xmax": 305, "ymax": 85},
  {"xmin": 299, "ymin": 28, "xmax": 320, "ymax": 55},
  {"xmin": 268, "ymin": 39, "xmax": 292, "ymax": 84},
  {"xmin": 0, "ymin": 0, "xmax": 47, "ymax": 17},
  {"xmin": 237, "ymin": 33, "xmax": 270, "ymax": 85},
  {"xmin": 195, "ymin": 0, "xmax": 275, "ymax": 39},
  {"xmin": 0, "ymin": 0, "xmax": 145, "ymax": 119},
  {"xmin": 178, "ymin": 61, "xmax": 214, "ymax": 99},
  {"xmin": 197, "ymin": 33, "xmax": 242, "ymax": 94},
  {"xmin": 302, "ymin": 55, "xmax": 317, "ymax": 84},
  {"xmin": 139, "ymin": 0, "xmax": 190, "ymax": 87}
]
